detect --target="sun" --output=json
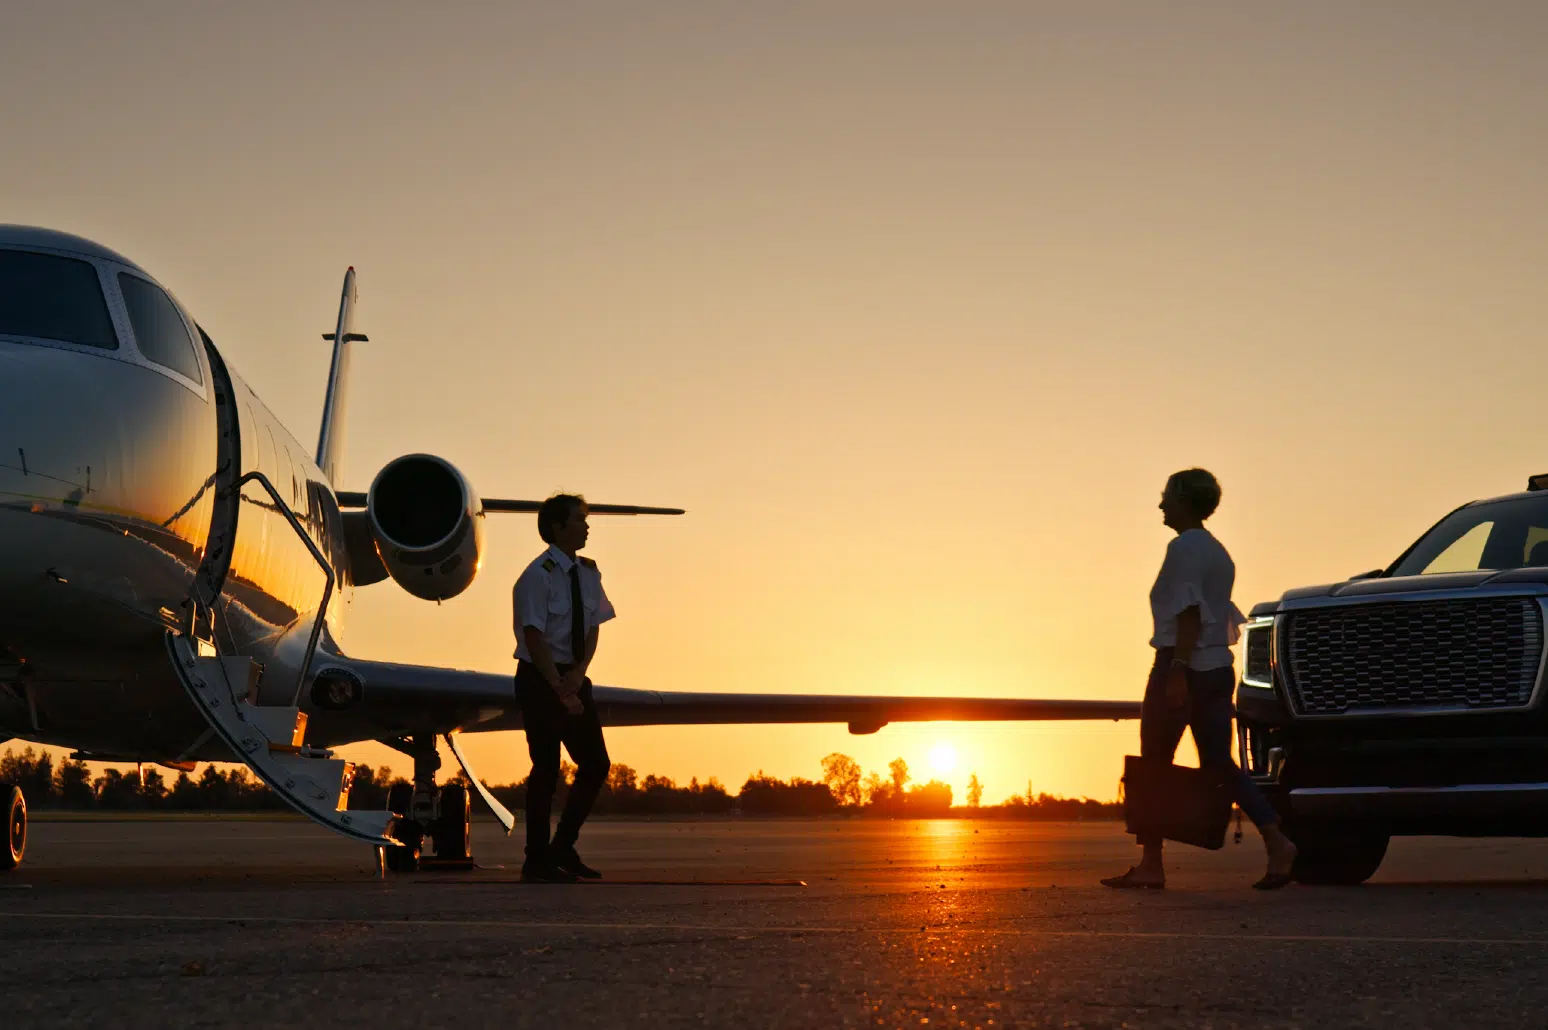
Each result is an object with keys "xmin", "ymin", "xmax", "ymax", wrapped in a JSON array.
[{"xmin": 928, "ymin": 742, "xmax": 957, "ymax": 777}]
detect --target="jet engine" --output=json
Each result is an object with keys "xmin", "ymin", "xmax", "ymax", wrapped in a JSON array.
[{"xmin": 365, "ymin": 454, "xmax": 485, "ymax": 601}]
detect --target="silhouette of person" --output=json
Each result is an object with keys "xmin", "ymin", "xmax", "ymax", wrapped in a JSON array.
[
  {"xmin": 1102, "ymin": 469, "xmax": 1297, "ymax": 890},
  {"xmin": 512, "ymin": 493, "xmax": 614, "ymax": 882}
]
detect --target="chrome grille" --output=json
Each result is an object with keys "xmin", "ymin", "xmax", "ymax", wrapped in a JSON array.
[{"xmin": 1283, "ymin": 597, "xmax": 1543, "ymax": 714}]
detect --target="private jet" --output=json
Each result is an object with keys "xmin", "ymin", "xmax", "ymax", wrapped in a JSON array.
[{"xmin": 0, "ymin": 225, "xmax": 1140, "ymax": 873}]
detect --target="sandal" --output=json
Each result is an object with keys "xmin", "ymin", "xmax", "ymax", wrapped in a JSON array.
[
  {"xmin": 1253, "ymin": 840, "xmax": 1298, "ymax": 890},
  {"xmin": 1101, "ymin": 867, "xmax": 1165, "ymax": 889}
]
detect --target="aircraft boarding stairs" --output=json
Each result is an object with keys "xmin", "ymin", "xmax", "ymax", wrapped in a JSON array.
[{"xmin": 163, "ymin": 472, "xmax": 400, "ymax": 857}]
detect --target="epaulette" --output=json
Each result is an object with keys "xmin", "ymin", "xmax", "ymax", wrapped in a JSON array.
[
  {"xmin": 578, "ymin": 556, "xmax": 598, "ymax": 569},
  {"xmin": 541, "ymin": 558, "xmax": 557, "ymax": 572}
]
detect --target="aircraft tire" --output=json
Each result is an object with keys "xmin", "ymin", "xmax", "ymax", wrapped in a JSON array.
[
  {"xmin": 1289, "ymin": 825, "xmax": 1389, "ymax": 886},
  {"xmin": 386, "ymin": 782, "xmax": 413, "ymax": 817},
  {"xmin": 435, "ymin": 784, "xmax": 471, "ymax": 860},
  {"xmin": 1, "ymin": 784, "xmax": 25, "ymax": 871},
  {"xmin": 384, "ymin": 782, "xmax": 421, "ymax": 872},
  {"xmin": 385, "ymin": 835, "xmax": 421, "ymax": 873}
]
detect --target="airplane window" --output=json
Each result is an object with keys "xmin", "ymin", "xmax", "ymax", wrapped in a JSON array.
[
  {"xmin": 117, "ymin": 273, "xmax": 204, "ymax": 385},
  {"xmin": 0, "ymin": 249, "xmax": 119, "ymax": 349}
]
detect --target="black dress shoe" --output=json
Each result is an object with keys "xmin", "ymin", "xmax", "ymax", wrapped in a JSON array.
[
  {"xmin": 520, "ymin": 861, "xmax": 578, "ymax": 883},
  {"xmin": 551, "ymin": 845, "xmax": 602, "ymax": 880}
]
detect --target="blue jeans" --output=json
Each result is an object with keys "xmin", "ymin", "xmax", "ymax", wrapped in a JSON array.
[{"xmin": 1139, "ymin": 648, "xmax": 1279, "ymax": 845}]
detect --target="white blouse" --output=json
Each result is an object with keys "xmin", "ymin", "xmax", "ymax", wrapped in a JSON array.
[{"xmin": 1148, "ymin": 528, "xmax": 1247, "ymax": 671}]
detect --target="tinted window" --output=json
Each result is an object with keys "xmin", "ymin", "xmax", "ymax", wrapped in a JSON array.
[
  {"xmin": 0, "ymin": 249, "xmax": 118, "ymax": 349},
  {"xmin": 1391, "ymin": 495, "xmax": 1548, "ymax": 576},
  {"xmin": 118, "ymin": 273, "xmax": 203, "ymax": 384}
]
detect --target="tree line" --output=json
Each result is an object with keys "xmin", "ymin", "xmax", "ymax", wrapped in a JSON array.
[{"xmin": 0, "ymin": 746, "xmax": 1121, "ymax": 819}]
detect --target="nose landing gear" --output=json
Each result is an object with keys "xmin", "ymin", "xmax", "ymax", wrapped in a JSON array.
[
  {"xmin": 2, "ymin": 784, "xmax": 25, "ymax": 871},
  {"xmin": 379, "ymin": 735, "xmax": 475, "ymax": 873}
]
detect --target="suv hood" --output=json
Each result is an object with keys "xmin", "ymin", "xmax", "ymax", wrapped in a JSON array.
[{"xmin": 1254, "ymin": 568, "xmax": 1548, "ymax": 614}]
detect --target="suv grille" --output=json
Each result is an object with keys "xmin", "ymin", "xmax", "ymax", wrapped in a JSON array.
[{"xmin": 1283, "ymin": 597, "xmax": 1543, "ymax": 714}]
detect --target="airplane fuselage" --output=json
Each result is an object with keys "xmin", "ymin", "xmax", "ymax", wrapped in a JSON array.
[{"xmin": 0, "ymin": 226, "xmax": 353, "ymax": 763}]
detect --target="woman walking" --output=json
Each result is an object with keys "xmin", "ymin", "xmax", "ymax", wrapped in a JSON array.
[{"xmin": 1102, "ymin": 468, "xmax": 1297, "ymax": 890}]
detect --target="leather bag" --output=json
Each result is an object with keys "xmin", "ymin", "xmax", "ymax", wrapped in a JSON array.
[{"xmin": 1122, "ymin": 755, "xmax": 1234, "ymax": 851}]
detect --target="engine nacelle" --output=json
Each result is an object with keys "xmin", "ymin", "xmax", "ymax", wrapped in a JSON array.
[{"xmin": 366, "ymin": 454, "xmax": 485, "ymax": 601}]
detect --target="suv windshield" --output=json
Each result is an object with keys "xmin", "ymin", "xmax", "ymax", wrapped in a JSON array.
[
  {"xmin": 0, "ymin": 249, "xmax": 118, "ymax": 349},
  {"xmin": 1390, "ymin": 494, "xmax": 1548, "ymax": 577}
]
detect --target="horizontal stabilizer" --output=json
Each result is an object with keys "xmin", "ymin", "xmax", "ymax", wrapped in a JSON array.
[{"xmin": 334, "ymin": 491, "xmax": 683, "ymax": 516}]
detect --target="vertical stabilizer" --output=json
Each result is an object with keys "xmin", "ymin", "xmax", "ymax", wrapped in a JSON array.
[{"xmin": 315, "ymin": 267, "xmax": 367, "ymax": 486}]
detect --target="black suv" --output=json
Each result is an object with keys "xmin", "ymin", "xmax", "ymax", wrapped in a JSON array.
[{"xmin": 1238, "ymin": 476, "xmax": 1548, "ymax": 884}]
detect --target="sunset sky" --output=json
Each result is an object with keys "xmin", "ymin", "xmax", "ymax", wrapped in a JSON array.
[{"xmin": 4, "ymin": 2, "xmax": 1547, "ymax": 802}]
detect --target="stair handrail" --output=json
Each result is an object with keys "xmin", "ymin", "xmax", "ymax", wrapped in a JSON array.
[{"xmin": 233, "ymin": 470, "xmax": 337, "ymax": 707}]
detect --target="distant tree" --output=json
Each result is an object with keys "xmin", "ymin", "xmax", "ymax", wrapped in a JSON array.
[
  {"xmin": 93, "ymin": 768, "xmax": 143, "ymax": 809},
  {"xmin": 168, "ymin": 771, "xmax": 201, "ymax": 810},
  {"xmin": 906, "ymin": 779, "xmax": 953, "ymax": 816},
  {"xmin": 56, "ymin": 758, "xmax": 93, "ymax": 808},
  {"xmin": 195, "ymin": 765, "xmax": 233, "ymax": 809},
  {"xmin": 691, "ymin": 777, "xmax": 734, "ymax": 814},
  {"xmin": 966, "ymin": 773, "xmax": 983, "ymax": 808},
  {"xmin": 607, "ymin": 764, "xmax": 638, "ymax": 794},
  {"xmin": 738, "ymin": 772, "xmax": 837, "ymax": 816},
  {"xmin": 820, "ymin": 753, "xmax": 862, "ymax": 807},
  {"xmin": 346, "ymin": 764, "xmax": 404, "ymax": 810},
  {"xmin": 862, "ymin": 771, "xmax": 889, "ymax": 807},
  {"xmin": 141, "ymin": 768, "xmax": 168, "ymax": 808},
  {"xmin": 888, "ymin": 758, "xmax": 910, "ymax": 796},
  {"xmin": 0, "ymin": 747, "xmax": 55, "ymax": 805}
]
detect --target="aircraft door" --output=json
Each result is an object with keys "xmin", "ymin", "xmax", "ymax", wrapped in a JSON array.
[{"xmin": 192, "ymin": 329, "xmax": 240, "ymax": 626}]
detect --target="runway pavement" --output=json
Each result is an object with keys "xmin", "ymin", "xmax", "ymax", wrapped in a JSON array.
[{"xmin": 6, "ymin": 816, "xmax": 1548, "ymax": 1028}]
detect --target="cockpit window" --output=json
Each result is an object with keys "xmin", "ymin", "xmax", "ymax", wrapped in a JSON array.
[
  {"xmin": 1390, "ymin": 495, "xmax": 1548, "ymax": 576},
  {"xmin": 0, "ymin": 249, "xmax": 119, "ymax": 349},
  {"xmin": 118, "ymin": 273, "xmax": 204, "ymax": 385}
]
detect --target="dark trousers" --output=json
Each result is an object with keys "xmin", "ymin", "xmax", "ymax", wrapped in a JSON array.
[
  {"xmin": 516, "ymin": 661, "xmax": 611, "ymax": 862},
  {"xmin": 1138, "ymin": 648, "xmax": 1278, "ymax": 846}
]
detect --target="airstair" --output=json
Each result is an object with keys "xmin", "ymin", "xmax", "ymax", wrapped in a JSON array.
[{"xmin": 165, "ymin": 471, "xmax": 397, "ymax": 848}]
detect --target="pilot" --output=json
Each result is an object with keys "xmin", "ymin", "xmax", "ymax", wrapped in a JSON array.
[{"xmin": 512, "ymin": 493, "xmax": 614, "ymax": 882}]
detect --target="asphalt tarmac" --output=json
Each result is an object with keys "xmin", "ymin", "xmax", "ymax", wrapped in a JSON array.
[{"xmin": 7, "ymin": 816, "xmax": 1548, "ymax": 1028}]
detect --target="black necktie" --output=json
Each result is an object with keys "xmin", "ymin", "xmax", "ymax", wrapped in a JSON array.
[{"xmin": 568, "ymin": 563, "xmax": 585, "ymax": 666}]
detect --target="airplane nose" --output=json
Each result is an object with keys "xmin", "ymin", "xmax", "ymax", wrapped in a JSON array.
[
  {"xmin": 0, "ymin": 342, "xmax": 219, "ymax": 642},
  {"xmin": 0, "ymin": 347, "xmax": 108, "ymax": 506}
]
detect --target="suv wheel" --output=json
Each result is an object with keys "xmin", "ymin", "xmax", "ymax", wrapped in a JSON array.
[{"xmin": 1290, "ymin": 825, "xmax": 1389, "ymax": 885}]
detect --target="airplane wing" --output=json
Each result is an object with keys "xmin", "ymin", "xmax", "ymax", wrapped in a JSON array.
[
  {"xmin": 305, "ymin": 656, "xmax": 1141, "ymax": 746},
  {"xmin": 334, "ymin": 492, "xmax": 685, "ymax": 516}
]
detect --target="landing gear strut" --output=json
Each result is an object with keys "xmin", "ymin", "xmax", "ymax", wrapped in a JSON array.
[
  {"xmin": 379, "ymin": 735, "xmax": 474, "ymax": 873},
  {"xmin": 1, "ymin": 784, "xmax": 25, "ymax": 872}
]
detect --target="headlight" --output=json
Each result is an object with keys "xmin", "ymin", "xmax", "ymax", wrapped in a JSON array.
[{"xmin": 1242, "ymin": 618, "xmax": 1274, "ymax": 688}]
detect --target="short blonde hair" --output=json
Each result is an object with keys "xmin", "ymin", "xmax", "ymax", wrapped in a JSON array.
[{"xmin": 1167, "ymin": 468, "xmax": 1221, "ymax": 520}]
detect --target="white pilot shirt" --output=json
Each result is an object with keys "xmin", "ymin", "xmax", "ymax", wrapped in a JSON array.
[
  {"xmin": 1149, "ymin": 528, "xmax": 1247, "ymax": 671},
  {"xmin": 513, "ymin": 544, "xmax": 616, "ymax": 665}
]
